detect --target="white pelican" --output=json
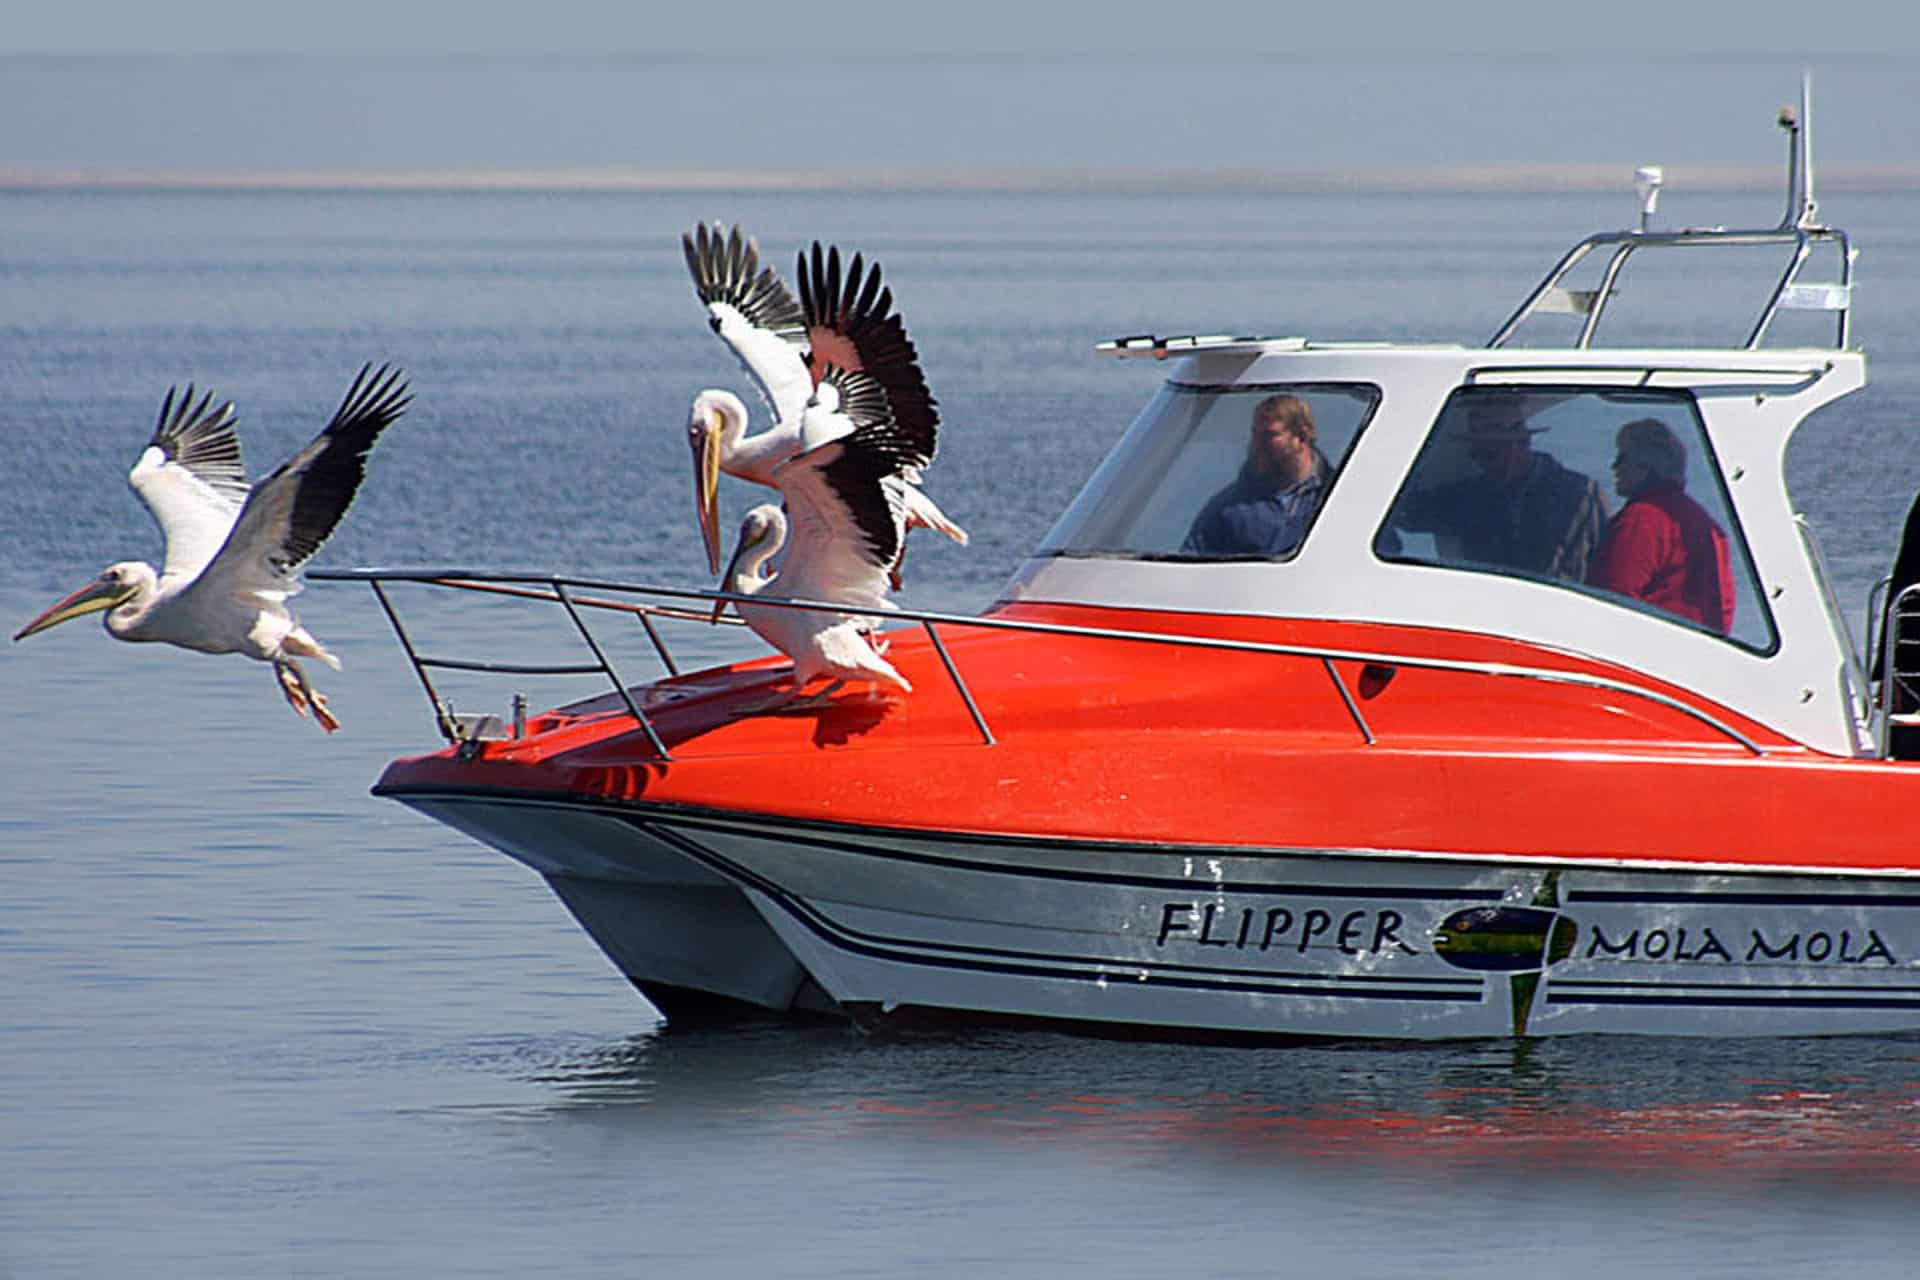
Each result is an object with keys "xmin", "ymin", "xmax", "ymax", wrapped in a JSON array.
[
  {"xmin": 714, "ymin": 363, "xmax": 945, "ymax": 696},
  {"xmin": 719, "ymin": 503, "xmax": 909, "ymax": 694},
  {"xmin": 13, "ymin": 364, "xmax": 410, "ymax": 733},
  {"xmin": 682, "ymin": 222, "xmax": 966, "ymax": 576}
]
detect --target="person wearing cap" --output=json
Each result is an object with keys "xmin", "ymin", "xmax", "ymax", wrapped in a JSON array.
[
  {"xmin": 1587, "ymin": 418, "xmax": 1734, "ymax": 633},
  {"xmin": 1183, "ymin": 394, "xmax": 1332, "ymax": 557},
  {"xmin": 1388, "ymin": 400, "xmax": 1607, "ymax": 580}
]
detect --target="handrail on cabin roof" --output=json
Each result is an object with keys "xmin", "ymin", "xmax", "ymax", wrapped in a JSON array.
[
  {"xmin": 1098, "ymin": 83, "xmax": 1854, "ymax": 361},
  {"xmin": 1490, "ymin": 79, "xmax": 1853, "ymax": 352}
]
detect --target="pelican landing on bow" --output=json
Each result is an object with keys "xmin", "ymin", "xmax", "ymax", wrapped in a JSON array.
[
  {"xmin": 681, "ymin": 222, "xmax": 965, "ymax": 578},
  {"xmin": 718, "ymin": 502, "xmax": 908, "ymax": 694},
  {"xmin": 713, "ymin": 358, "xmax": 950, "ymax": 695},
  {"xmin": 14, "ymin": 364, "xmax": 410, "ymax": 732}
]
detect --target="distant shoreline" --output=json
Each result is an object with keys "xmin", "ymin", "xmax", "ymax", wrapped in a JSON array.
[{"xmin": 7, "ymin": 165, "xmax": 1920, "ymax": 195}]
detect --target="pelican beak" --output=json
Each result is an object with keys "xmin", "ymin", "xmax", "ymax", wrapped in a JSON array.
[
  {"xmin": 691, "ymin": 413, "xmax": 724, "ymax": 576},
  {"xmin": 713, "ymin": 533, "xmax": 752, "ymax": 624},
  {"xmin": 14, "ymin": 574, "xmax": 135, "ymax": 641}
]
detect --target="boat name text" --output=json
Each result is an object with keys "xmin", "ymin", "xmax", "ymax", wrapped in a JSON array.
[
  {"xmin": 1585, "ymin": 925, "xmax": 1897, "ymax": 966},
  {"xmin": 1155, "ymin": 902, "xmax": 1418, "ymax": 955}
]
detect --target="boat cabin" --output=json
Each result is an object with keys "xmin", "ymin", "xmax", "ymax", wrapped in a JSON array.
[
  {"xmin": 1011, "ymin": 342, "xmax": 1865, "ymax": 756},
  {"xmin": 1009, "ymin": 105, "xmax": 1878, "ymax": 758}
]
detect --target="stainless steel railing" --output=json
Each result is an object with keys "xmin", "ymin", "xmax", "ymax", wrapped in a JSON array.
[
  {"xmin": 311, "ymin": 567, "xmax": 1768, "ymax": 760},
  {"xmin": 1490, "ymin": 83, "xmax": 1853, "ymax": 352}
]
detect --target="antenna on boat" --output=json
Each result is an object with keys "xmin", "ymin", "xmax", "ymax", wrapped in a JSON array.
[
  {"xmin": 1634, "ymin": 166, "xmax": 1663, "ymax": 232},
  {"xmin": 1780, "ymin": 72, "xmax": 1820, "ymax": 230}
]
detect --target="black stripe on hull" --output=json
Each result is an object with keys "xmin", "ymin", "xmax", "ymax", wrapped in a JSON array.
[
  {"xmin": 655, "ymin": 810, "xmax": 1509, "ymax": 903},
  {"xmin": 1550, "ymin": 990, "xmax": 1920, "ymax": 1011},
  {"xmin": 637, "ymin": 818, "xmax": 1484, "ymax": 1006},
  {"xmin": 1569, "ymin": 889, "xmax": 1920, "ymax": 907}
]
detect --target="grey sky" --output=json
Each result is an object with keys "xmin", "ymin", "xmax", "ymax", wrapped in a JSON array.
[
  {"xmin": 4, "ymin": 3, "xmax": 1915, "ymax": 179},
  {"xmin": 8, "ymin": 0, "xmax": 1920, "ymax": 56}
]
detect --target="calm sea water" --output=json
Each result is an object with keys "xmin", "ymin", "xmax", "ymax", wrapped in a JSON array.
[{"xmin": 7, "ymin": 178, "xmax": 1920, "ymax": 1278}]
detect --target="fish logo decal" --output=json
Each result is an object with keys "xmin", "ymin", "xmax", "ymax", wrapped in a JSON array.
[
  {"xmin": 1433, "ymin": 905, "xmax": 1577, "ymax": 973},
  {"xmin": 1433, "ymin": 871, "xmax": 1574, "ymax": 1036}
]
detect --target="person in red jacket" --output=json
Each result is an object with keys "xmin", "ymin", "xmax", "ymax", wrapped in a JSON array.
[{"xmin": 1588, "ymin": 418, "xmax": 1735, "ymax": 633}]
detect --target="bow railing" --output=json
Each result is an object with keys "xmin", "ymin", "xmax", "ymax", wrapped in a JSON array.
[{"xmin": 311, "ymin": 566, "xmax": 1768, "ymax": 761}]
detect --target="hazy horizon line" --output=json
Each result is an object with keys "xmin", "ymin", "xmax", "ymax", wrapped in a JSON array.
[
  {"xmin": 6, "ymin": 164, "xmax": 1919, "ymax": 196},
  {"xmin": 1, "ymin": 50, "xmax": 1904, "ymax": 64}
]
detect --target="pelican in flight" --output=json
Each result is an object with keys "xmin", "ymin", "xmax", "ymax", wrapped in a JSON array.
[
  {"xmin": 682, "ymin": 222, "xmax": 965, "ymax": 577},
  {"xmin": 715, "ymin": 363, "xmax": 943, "ymax": 695},
  {"xmin": 14, "ymin": 364, "xmax": 410, "ymax": 732}
]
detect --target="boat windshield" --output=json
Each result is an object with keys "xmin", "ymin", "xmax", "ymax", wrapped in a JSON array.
[
  {"xmin": 1038, "ymin": 382, "xmax": 1381, "ymax": 561},
  {"xmin": 1375, "ymin": 386, "xmax": 1778, "ymax": 653}
]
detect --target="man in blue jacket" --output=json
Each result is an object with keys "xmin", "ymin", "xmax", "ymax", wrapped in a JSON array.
[
  {"xmin": 1183, "ymin": 394, "xmax": 1330, "ymax": 558},
  {"xmin": 1385, "ymin": 401, "xmax": 1606, "ymax": 581}
]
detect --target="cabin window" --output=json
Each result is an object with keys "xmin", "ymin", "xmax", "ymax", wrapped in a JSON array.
[
  {"xmin": 1038, "ymin": 382, "xmax": 1381, "ymax": 561},
  {"xmin": 1374, "ymin": 386, "xmax": 1777, "ymax": 651}
]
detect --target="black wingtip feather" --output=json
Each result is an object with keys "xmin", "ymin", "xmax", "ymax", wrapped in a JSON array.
[
  {"xmin": 854, "ymin": 259, "xmax": 883, "ymax": 318},
  {"xmin": 268, "ymin": 363, "xmax": 410, "ymax": 572},
  {"xmin": 145, "ymin": 380, "xmax": 247, "ymax": 497},
  {"xmin": 825, "ymin": 246, "xmax": 843, "ymax": 324},
  {"xmin": 683, "ymin": 221, "xmax": 804, "ymax": 339},
  {"xmin": 794, "ymin": 240, "xmax": 940, "ymax": 463},
  {"xmin": 326, "ymin": 361, "xmax": 413, "ymax": 439}
]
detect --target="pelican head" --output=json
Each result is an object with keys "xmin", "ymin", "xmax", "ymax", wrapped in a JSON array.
[
  {"xmin": 688, "ymin": 389, "xmax": 748, "ymax": 575},
  {"xmin": 713, "ymin": 503, "xmax": 787, "ymax": 623},
  {"xmin": 14, "ymin": 562, "xmax": 155, "ymax": 641}
]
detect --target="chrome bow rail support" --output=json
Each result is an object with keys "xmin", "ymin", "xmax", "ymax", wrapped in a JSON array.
[
  {"xmin": 354, "ymin": 573, "xmax": 712, "ymax": 756},
  {"xmin": 312, "ymin": 567, "xmax": 1766, "ymax": 760}
]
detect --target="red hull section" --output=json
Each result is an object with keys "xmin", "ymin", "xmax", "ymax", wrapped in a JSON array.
[{"xmin": 376, "ymin": 603, "xmax": 1920, "ymax": 876}]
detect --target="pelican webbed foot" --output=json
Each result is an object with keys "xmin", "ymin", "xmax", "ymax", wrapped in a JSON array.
[{"xmin": 275, "ymin": 659, "xmax": 341, "ymax": 733}]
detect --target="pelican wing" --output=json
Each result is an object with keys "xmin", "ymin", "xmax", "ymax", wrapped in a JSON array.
[
  {"xmin": 128, "ymin": 385, "xmax": 251, "ymax": 588},
  {"xmin": 797, "ymin": 242, "xmax": 941, "ymax": 477},
  {"xmin": 197, "ymin": 364, "xmax": 410, "ymax": 600},
  {"xmin": 683, "ymin": 222, "xmax": 812, "ymax": 428},
  {"xmin": 773, "ymin": 367, "xmax": 918, "ymax": 610}
]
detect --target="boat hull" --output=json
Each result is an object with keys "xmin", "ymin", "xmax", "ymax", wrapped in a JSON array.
[
  {"xmin": 390, "ymin": 788, "xmax": 1920, "ymax": 1040},
  {"xmin": 403, "ymin": 795, "xmax": 821, "ymax": 1013}
]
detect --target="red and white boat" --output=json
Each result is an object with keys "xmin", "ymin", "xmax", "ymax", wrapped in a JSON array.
[{"xmin": 328, "ymin": 94, "xmax": 1920, "ymax": 1040}]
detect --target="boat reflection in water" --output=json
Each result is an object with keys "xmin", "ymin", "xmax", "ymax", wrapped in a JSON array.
[
  {"xmin": 529, "ymin": 1025, "xmax": 1920, "ymax": 1185},
  {"xmin": 324, "ymin": 90, "xmax": 1920, "ymax": 1043}
]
